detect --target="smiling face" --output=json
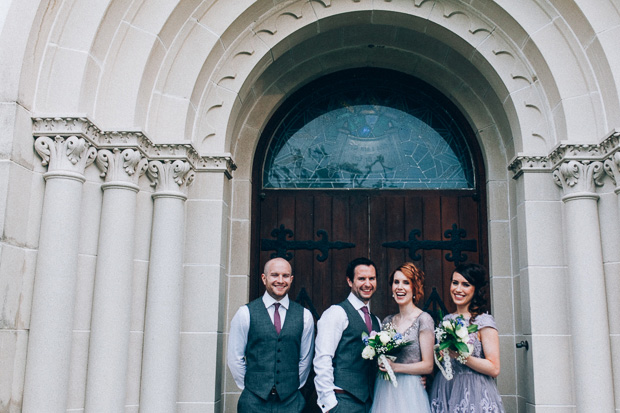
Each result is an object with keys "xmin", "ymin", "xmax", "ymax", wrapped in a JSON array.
[
  {"xmin": 347, "ymin": 264, "xmax": 377, "ymax": 304},
  {"xmin": 391, "ymin": 270, "xmax": 413, "ymax": 306},
  {"xmin": 450, "ymin": 271, "xmax": 475, "ymax": 310},
  {"xmin": 262, "ymin": 258, "xmax": 293, "ymax": 300}
]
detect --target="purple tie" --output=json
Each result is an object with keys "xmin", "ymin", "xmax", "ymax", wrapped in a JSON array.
[
  {"xmin": 273, "ymin": 303, "xmax": 282, "ymax": 334},
  {"xmin": 361, "ymin": 306, "xmax": 372, "ymax": 333}
]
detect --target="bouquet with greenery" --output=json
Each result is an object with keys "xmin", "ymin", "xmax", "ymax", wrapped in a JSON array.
[
  {"xmin": 361, "ymin": 327, "xmax": 410, "ymax": 387},
  {"xmin": 434, "ymin": 314, "xmax": 478, "ymax": 380}
]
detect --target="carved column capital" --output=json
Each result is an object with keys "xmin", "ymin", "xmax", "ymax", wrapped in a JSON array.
[
  {"xmin": 553, "ymin": 160, "xmax": 604, "ymax": 200},
  {"xmin": 603, "ymin": 151, "xmax": 620, "ymax": 193},
  {"xmin": 95, "ymin": 148, "xmax": 148, "ymax": 190},
  {"xmin": 146, "ymin": 160, "xmax": 195, "ymax": 199},
  {"xmin": 34, "ymin": 135, "xmax": 97, "ymax": 180}
]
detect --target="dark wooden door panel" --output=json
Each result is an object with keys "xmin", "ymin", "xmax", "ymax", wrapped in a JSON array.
[
  {"xmin": 254, "ymin": 190, "xmax": 485, "ymax": 413},
  {"xmin": 255, "ymin": 191, "xmax": 485, "ymax": 321}
]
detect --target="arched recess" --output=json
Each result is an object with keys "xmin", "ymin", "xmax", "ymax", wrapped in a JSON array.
[{"xmin": 250, "ymin": 67, "xmax": 488, "ymax": 321}]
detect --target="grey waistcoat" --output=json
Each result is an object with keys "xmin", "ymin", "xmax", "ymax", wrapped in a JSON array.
[
  {"xmin": 244, "ymin": 298, "xmax": 304, "ymax": 400},
  {"xmin": 333, "ymin": 299, "xmax": 380, "ymax": 402}
]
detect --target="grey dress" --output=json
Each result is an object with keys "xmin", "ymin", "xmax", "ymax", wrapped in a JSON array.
[
  {"xmin": 429, "ymin": 313, "xmax": 505, "ymax": 413},
  {"xmin": 370, "ymin": 312, "xmax": 433, "ymax": 413}
]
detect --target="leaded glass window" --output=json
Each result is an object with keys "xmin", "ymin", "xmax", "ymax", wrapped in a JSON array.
[{"xmin": 263, "ymin": 73, "xmax": 474, "ymax": 189}]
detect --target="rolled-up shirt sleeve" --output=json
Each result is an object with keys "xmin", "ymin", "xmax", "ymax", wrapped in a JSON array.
[
  {"xmin": 313, "ymin": 305, "xmax": 347, "ymax": 412},
  {"xmin": 227, "ymin": 305, "xmax": 250, "ymax": 390}
]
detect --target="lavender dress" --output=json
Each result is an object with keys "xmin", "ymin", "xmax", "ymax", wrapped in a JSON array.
[
  {"xmin": 429, "ymin": 313, "xmax": 505, "ymax": 413},
  {"xmin": 370, "ymin": 312, "xmax": 434, "ymax": 413}
]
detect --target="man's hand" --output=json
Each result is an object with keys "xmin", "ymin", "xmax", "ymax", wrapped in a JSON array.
[{"xmin": 420, "ymin": 375, "xmax": 427, "ymax": 389}]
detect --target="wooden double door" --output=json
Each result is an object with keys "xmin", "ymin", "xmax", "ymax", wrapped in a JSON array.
[{"xmin": 251, "ymin": 189, "xmax": 486, "ymax": 322}]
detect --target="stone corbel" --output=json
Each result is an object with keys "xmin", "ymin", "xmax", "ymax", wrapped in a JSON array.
[{"xmin": 34, "ymin": 135, "xmax": 97, "ymax": 179}]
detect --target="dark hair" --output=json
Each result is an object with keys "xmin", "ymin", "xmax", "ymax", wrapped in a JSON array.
[
  {"xmin": 453, "ymin": 263, "xmax": 488, "ymax": 321},
  {"xmin": 346, "ymin": 257, "xmax": 376, "ymax": 282},
  {"xmin": 389, "ymin": 262, "xmax": 425, "ymax": 305}
]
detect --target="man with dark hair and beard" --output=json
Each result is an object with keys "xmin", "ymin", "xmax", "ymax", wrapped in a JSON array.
[{"xmin": 313, "ymin": 257, "xmax": 381, "ymax": 413}]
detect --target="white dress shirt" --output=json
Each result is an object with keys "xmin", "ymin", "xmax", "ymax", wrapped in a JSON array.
[
  {"xmin": 313, "ymin": 293, "xmax": 381, "ymax": 412},
  {"xmin": 227, "ymin": 293, "xmax": 315, "ymax": 390}
]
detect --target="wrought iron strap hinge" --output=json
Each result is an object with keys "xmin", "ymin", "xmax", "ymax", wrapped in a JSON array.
[
  {"xmin": 261, "ymin": 224, "xmax": 355, "ymax": 262},
  {"xmin": 382, "ymin": 223, "xmax": 477, "ymax": 266}
]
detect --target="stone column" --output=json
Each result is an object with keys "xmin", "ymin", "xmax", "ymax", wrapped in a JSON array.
[
  {"xmin": 553, "ymin": 160, "xmax": 615, "ymax": 412},
  {"xmin": 139, "ymin": 160, "xmax": 194, "ymax": 413},
  {"xmin": 603, "ymin": 150, "xmax": 620, "ymax": 409},
  {"xmin": 84, "ymin": 149, "xmax": 148, "ymax": 412},
  {"xmin": 23, "ymin": 136, "xmax": 97, "ymax": 413}
]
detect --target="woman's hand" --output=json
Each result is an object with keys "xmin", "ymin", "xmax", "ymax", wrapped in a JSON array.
[
  {"xmin": 378, "ymin": 358, "xmax": 395, "ymax": 373},
  {"xmin": 460, "ymin": 327, "xmax": 500, "ymax": 378}
]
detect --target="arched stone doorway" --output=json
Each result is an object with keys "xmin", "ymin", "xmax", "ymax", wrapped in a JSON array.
[{"xmin": 250, "ymin": 67, "xmax": 488, "ymax": 325}]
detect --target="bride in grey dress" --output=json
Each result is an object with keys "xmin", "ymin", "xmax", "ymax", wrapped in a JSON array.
[
  {"xmin": 370, "ymin": 263, "xmax": 434, "ymax": 413},
  {"xmin": 429, "ymin": 263, "xmax": 505, "ymax": 413}
]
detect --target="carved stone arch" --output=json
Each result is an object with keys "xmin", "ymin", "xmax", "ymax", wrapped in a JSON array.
[{"xmin": 194, "ymin": 0, "xmax": 563, "ymax": 161}]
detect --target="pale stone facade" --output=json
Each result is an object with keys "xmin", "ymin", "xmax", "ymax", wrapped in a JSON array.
[{"xmin": 0, "ymin": 1, "xmax": 619, "ymax": 412}]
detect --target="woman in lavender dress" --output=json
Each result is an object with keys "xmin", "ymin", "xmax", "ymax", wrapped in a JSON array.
[
  {"xmin": 429, "ymin": 263, "xmax": 505, "ymax": 413},
  {"xmin": 370, "ymin": 263, "xmax": 434, "ymax": 413}
]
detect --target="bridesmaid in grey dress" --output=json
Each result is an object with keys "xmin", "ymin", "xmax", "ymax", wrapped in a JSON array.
[
  {"xmin": 370, "ymin": 262, "xmax": 434, "ymax": 413},
  {"xmin": 429, "ymin": 263, "xmax": 505, "ymax": 413}
]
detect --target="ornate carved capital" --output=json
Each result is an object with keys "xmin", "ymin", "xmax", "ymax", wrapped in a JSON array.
[
  {"xmin": 34, "ymin": 135, "xmax": 97, "ymax": 178},
  {"xmin": 95, "ymin": 148, "xmax": 148, "ymax": 186},
  {"xmin": 603, "ymin": 151, "xmax": 620, "ymax": 189},
  {"xmin": 553, "ymin": 160, "xmax": 605, "ymax": 197},
  {"xmin": 33, "ymin": 117, "xmax": 236, "ymax": 178},
  {"xmin": 146, "ymin": 160, "xmax": 195, "ymax": 198}
]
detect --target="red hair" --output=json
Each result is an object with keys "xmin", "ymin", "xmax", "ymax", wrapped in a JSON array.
[{"xmin": 389, "ymin": 262, "xmax": 425, "ymax": 305}]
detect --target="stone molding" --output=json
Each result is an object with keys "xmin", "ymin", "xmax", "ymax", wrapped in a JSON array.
[
  {"xmin": 32, "ymin": 117, "xmax": 236, "ymax": 178},
  {"xmin": 197, "ymin": 0, "xmax": 547, "ymax": 152},
  {"xmin": 509, "ymin": 129, "xmax": 620, "ymax": 194}
]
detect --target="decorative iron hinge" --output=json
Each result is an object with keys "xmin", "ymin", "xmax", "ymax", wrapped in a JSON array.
[
  {"xmin": 382, "ymin": 223, "xmax": 477, "ymax": 266},
  {"xmin": 261, "ymin": 224, "xmax": 355, "ymax": 262}
]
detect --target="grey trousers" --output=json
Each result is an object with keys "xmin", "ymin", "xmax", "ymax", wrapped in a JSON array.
[{"xmin": 237, "ymin": 388, "xmax": 306, "ymax": 413}]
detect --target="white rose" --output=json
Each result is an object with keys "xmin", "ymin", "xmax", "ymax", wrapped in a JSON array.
[
  {"xmin": 378, "ymin": 331, "xmax": 391, "ymax": 344},
  {"xmin": 466, "ymin": 343, "xmax": 474, "ymax": 354},
  {"xmin": 442, "ymin": 320, "xmax": 453, "ymax": 332},
  {"xmin": 362, "ymin": 346, "xmax": 376, "ymax": 360},
  {"xmin": 456, "ymin": 326, "xmax": 469, "ymax": 339}
]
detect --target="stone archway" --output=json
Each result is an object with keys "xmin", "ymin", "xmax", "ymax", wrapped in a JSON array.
[{"xmin": 4, "ymin": 1, "xmax": 620, "ymax": 412}]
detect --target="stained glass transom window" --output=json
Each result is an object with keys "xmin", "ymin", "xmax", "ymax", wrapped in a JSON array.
[{"xmin": 263, "ymin": 73, "xmax": 474, "ymax": 189}]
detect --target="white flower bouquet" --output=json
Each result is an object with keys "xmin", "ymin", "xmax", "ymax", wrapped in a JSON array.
[
  {"xmin": 433, "ymin": 315, "xmax": 478, "ymax": 380},
  {"xmin": 361, "ymin": 328, "xmax": 410, "ymax": 387}
]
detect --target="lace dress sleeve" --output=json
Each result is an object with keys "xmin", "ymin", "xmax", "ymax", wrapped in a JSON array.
[
  {"xmin": 418, "ymin": 311, "xmax": 435, "ymax": 332},
  {"xmin": 473, "ymin": 313, "xmax": 498, "ymax": 331}
]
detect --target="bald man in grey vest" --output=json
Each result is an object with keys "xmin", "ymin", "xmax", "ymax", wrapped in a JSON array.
[
  {"xmin": 228, "ymin": 258, "xmax": 315, "ymax": 413},
  {"xmin": 313, "ymin": 257, "xmax": 381, "ymax": 413}
]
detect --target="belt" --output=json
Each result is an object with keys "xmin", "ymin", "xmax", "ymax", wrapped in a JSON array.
[
  {"xmin": 270, "ymin": 387, "xmax": 278, "ymax": 397},
  {"xmin": 334, "ymin": 389, "xmax": 349, "ymax": 395}
]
